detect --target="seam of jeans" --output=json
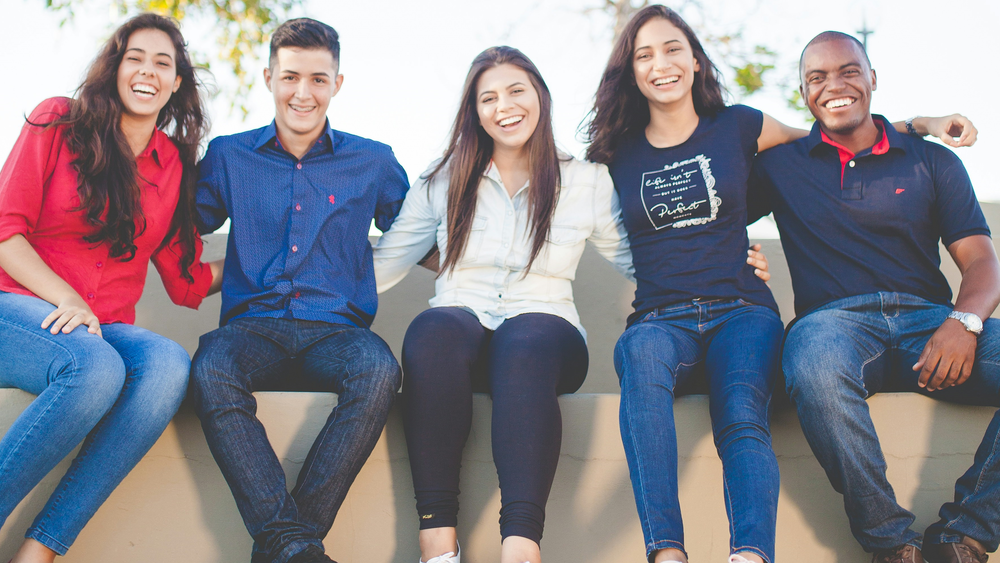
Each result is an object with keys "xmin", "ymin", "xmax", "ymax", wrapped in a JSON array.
[
  {"xmin": 25, "ymin": 527, "xmax": 70, "ymax": 555},
  {"xmin": 946, "ymin": 420, "xmax": 1000, "ymax": 531},
  {"xmin": 647, "ymin": 539, "xmax": 686, "ymax": 558},
  {"xmin": 723, "ymin": 468, "xmax": 736, "ymax": 551},
  {"xmin": 623, "ymin": 388, "xmax": 659, "ymax": 550},
  {"xmin": 860, "ymin": 349, "xmax": 886, "ymax": 398}
]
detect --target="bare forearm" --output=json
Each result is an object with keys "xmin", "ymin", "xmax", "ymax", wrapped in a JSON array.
[
  {"xmin": 952, "ymin": 257, "xmax": 1000, "ymax": 320},
  {"xmin": 0, "ymin": 235, "xmax": 81, "ymax": 306},
  {"xmin": 207, "ymin": 259, "xmax": 224, "ymax": 296}
]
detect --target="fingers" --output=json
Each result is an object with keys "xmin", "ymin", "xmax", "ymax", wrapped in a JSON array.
[
  {"xmin": 942, "ymin": 114, "xmax": 977, "ymax": 147},
  {"xmin": 914, "ymin": 340, "xmax": 934, "ymax": 384},
  {"xmin": 41, "ymin": 308, "xmax": 61, "ymax": 330},
  {"xmin": 39, "ymin": 306, "xmax": 101, "ymax": 336},
  {"xmin": 748, "ymin": 246, "xmax": 770, "ymax": 281}
]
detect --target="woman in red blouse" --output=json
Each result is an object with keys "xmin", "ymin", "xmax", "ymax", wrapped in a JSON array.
[{"xmin": 0, "ymin": 14, "xmax": 220, "ymax": 563}]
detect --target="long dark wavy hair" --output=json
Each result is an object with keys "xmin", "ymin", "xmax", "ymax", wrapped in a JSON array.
[
  {"xmin": 38, "ymin": 13, "xmax": 208, "ymax": 279},
  {"xmin": 428, "ymin": 46, "xmax": 561, "ymax": 276},
  {"xmin": 585, "ymin": 5, "xmax": 726, "ymax": 165}
]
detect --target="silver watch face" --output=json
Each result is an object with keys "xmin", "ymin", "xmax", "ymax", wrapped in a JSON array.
[{"xmin": 967, "ymin": 314, "xmax": 984, "ymax": 333}]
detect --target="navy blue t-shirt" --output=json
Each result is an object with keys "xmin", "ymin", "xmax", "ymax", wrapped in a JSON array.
[
  {"xmin": 749, "ymin": 116, "xmax": 990, "ymax": 317},
  {"xmin": 609, "ymin": 104, "xmax": 778, "ymax": 324}
]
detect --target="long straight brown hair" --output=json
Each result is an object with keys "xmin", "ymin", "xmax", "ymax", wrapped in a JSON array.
[
  {"xmin": 37, "ymin": 13, "xmax": 209, "ymax": 280},
  {"xmin": 584, "ymin": 5, "xmax": 726, "ymax": 165},
  {"xmin": 428, "ymin": 46, "xmax": 561, "ymax": 275}
]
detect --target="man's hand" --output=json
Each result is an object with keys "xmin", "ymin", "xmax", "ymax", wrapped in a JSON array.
[
  {"xmin": 748, "ymin": 243, "xmax": 770, "ymax": 283},
  {"xmin": 913, "ymin": 318, "xmax": 977, "ymax": 391},
  {"xmin": 920, "ymin": 114, "xmax": 978, "ymax": 148}
]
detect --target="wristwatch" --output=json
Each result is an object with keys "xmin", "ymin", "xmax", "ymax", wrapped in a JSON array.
[{"xmin": 947, "ymin": 310, "xmax": 984, "ymax": 335}]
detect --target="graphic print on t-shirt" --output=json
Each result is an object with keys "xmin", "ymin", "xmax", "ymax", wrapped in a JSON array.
[{"xmin": 640, "ymin": 155, "xmax": 720, "ymax": 229}]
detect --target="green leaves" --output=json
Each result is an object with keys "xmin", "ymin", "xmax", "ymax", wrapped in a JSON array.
[{"xmin": 44, "ymin": 0, "xmax": 305, "ymax": 118}]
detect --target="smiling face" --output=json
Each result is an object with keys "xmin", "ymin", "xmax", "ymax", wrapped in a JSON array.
[
  {"xmin": 265, "ymin": 46, "xmax": 344, "ymax": 146},
  {"xmin": 632, "ymin": 18, "xmax": 700, "ymax": 111},
  {"xmin": 116, "ymin": 28, "xmax": 181, "ymax": 126},
  {"xmin": 800, "ymin": 38, "xmax": 877, "ymax": 135},
  {"xmin": 476, "ymin": 63, "xmax": 541, "ymax": 155}
]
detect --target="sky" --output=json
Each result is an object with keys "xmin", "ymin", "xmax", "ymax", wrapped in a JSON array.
[{"xmin": 2, "ymin": 0, "xmax": 998, "ymax": 237}]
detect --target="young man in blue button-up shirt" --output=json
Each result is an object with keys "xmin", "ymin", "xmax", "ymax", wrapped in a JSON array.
[
  {"xmin": 750, "ymin": 32, "xmax": 1000, "ymax": 563},
  {"xmin": 188, "ymin": 18, "xmax": 409, "ymax": 563}
]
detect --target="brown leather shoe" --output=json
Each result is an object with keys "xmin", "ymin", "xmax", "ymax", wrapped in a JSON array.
[
  {"xmin": 873, "ymin": 545, "xmax": 925, "ymax": 563},
  {"xmin": 923, "ymin": 541, "xmax": 988, "ymax": 563}
]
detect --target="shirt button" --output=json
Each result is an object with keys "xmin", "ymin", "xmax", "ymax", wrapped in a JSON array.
[
  {"xmin": 291, "ymin": 245, "xmax": 298, "ymax": 252},
  {"xmin": 507, "ymin": 210, "xmax": 513, "ymax": 216},
  {"xmin": 295, "ymin": 292, "xmax": 301, "ymax": 298},
  {"xmin": 848, "ymin": 160, "xmax": 856, "ymax": 167},
  {"xmin": 87, "ymin": 292, "xmax": 95, "ymax": 299},
  {"xmin": 296, "ymin": 163, "xmax": 303, "ymax": 170},
  {"xmin": 295, "ymin": 204, "xmax": 302, "ymax": 211},
  {"xmin": 96, "ymin": 261, "xmax": 103, "ymax": 268}
]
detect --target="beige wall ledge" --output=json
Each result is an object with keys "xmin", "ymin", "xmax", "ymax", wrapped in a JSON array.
[{"xmin": 0, "ymin": 389, "xmax": 995, "ymax": 563}]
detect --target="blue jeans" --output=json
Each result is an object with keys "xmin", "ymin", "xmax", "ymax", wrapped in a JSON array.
[
  {"xmin": 615, "ymin": 299, "xmax": 783, "ymax": 563},
  {"xmin": 783, "ymin": 292, "xmax": 1000, "ymax": 553},
  {"xmin": 190, "ymin": 317, "xmax": 401, "ymax": 563},
  {"xmin": 0, "ymin": 291, "xmax": 189, "ymax": 554}
]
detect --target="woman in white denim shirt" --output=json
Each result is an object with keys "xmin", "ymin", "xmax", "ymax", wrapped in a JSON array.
[
  {"xmin": 375, "ymin": 46, "xmax": 771, "ymax": 563},
  {"xmin": 373, "ymin": 46, "xmax": 631, "ymax": 563}
]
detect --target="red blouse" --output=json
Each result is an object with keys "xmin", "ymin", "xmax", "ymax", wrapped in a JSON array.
[{"xmin": 0, "ymin": 97, "xmax": 213, "ymax": 324}]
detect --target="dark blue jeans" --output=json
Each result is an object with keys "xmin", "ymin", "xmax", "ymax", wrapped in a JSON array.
[
  {"xmin": 190, "ymin": 317, "xmax": 401, "ymax": 563},
  {"xmin": 783, "ymin": 292, "xmax": 1000, "ymax": 553},
  {"xmin": 615, "ymin": 299, "xmax": 783, "ymax": 563}
]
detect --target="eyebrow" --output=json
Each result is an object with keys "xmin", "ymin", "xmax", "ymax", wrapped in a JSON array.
[
  {"xmin": 125, "ymin": 47, "xmax": 174, "ymax": 60},
  {"xmin": 635, "ymin": 38, "xmax": 681, "ymax": 52},
  {"xmin": 805, "ymin": 61, "xmax": 863, "ymax": 75},
  {"xmin": 279, "ymin": 69, "xmax": 332, "ymax": 77},
  {"xmin": 479, "ymin": 81, "xmax": 527, "ymax": 96}
]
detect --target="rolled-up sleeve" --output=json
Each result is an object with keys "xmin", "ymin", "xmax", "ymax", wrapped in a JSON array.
[
  {"xmin": 0, "ymin": 100, "xmax": 66, "ymax": 243},
  {"xmin": 151, "ymin": 229, "xmax": 213, "ymax": 309}
]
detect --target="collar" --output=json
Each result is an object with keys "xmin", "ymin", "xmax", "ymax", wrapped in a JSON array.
[
  {"xmin": 806, "ymin": 114, "xmax": 905, "ymax": 158},
  {"xmin": 254, "ymin": 119, "xmax": 337, "ymax": 155},
  {"xmin": 483, "ymin": 159, "xmax": 531, "ymax": 196},
  {"xmin": 137, "ymin": 128, "xmax": 167, "ymax": 168}
]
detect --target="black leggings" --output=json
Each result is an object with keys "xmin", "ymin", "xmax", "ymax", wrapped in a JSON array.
[{"xmin": 402, "ymin": 307, "xmax": 588, "ymax": 544}]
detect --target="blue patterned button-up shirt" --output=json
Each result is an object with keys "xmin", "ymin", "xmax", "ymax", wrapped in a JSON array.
[{"xmin": 195, "ymin": 120, "xmax": 409, "ymax": 327}]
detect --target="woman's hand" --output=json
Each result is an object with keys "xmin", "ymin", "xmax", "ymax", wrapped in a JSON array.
[
  {"xmin": 912, "ymin": 115, "xmax": 978, "ymax": 148},
  {"xmin": 41, "ymin": 294, "xmax": 102, "ymax": 337},
  {"xmin": 748, "ymin": 243, "xmax": 770, "ymax": 282}
]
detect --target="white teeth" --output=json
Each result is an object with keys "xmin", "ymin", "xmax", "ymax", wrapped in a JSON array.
[
  {"xmin": 653, "ymin": 76, "xmax": 679, "ymax": 86},
  {"xmin": 290, "ymin": 105, "xmax": 313, "ymax": 112},
  {"xmin": 499, "ymin": 116, "xmax": 523, "ymax": 127},
  {"xmin": 132, "ymin": 84, "xmax": 156, "ymax": 95},
  {"xmin": 825, "ymin": 97, "xmax": 854, "ymax": 109}
]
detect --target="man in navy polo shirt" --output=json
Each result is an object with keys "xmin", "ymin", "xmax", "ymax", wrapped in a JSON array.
[
  {"xmin": 750, "ymin": 32, "xmax": 1000, "ymax": 563},
  {"xmin": 188, "ymin": 18, "xmax": 408, "ymax": 563}
]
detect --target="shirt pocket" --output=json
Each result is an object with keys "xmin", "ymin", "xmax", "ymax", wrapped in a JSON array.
[
  {"xmin": 535, "ymin": 224, "xmax": 586, "ymax": 276},
  {"xmin": 459, "ymin": 215, "xmax": 489, "ymax": 265}
]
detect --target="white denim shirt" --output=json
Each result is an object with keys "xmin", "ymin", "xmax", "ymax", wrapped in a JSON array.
[{"xmin": 374, "ymin": 156, "xmax": 634, "ymax": 339}]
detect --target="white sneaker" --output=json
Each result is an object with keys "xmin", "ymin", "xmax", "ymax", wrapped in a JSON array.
[
  {"xmin": 728, "ymin": 554, "xmax": 756, "ymax": 563},
  {"xmin": 421, "ymin": 542, "xmax": 460, "ymax": 563}
]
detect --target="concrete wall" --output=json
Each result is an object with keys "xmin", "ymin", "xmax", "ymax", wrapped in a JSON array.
[{"xmin": 1, "ymin": 203, "xmax": 999, "ymax": 562}]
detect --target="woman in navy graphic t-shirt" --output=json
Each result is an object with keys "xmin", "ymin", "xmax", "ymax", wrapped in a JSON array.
[{"xmin": 583, "ymin": 5, "xmax": 969, "ymax": 563}]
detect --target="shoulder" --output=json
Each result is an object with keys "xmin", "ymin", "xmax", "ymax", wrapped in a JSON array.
[
  {"xmin": 559, "ymin": 155, "xmax": 611, "ymax": 191},
  {"xmin": 204, "ymin": 125, "xmax": 269, "ymax": 156},
  {"xmin": 332, "ymin": 130, "xmax": 398, "ymax": 162},
  {"xmin": 28, "ymin": 97, "xmax": 72, "ymax": 122},
  {"xmin": 723, "ymin": 104, "xmax": 763, "ymax": 120}
]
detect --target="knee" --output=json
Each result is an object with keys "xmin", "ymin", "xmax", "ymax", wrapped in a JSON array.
[
  {"xmin": 614, "ymin": 324, "xmax": 677, "ymax": 389},
  {"xmin": 189, "ymin": 339, "xmax": 247, "ymax": 415},
  {"xmin": 350, "ymin": 335, "xmax": 402, "ymax": 401},
  {"xmin": 403, "ymin": 308, "xmax": 480, "ymax": 357},
  {"xmin": 141, "ymin": 339, "xmax": 191, "ymax": 413},
  {"xmin": 64, "ymin": 341, "xmax": 127, "ymax": 417}
]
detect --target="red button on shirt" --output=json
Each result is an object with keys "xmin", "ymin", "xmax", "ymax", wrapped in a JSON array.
[
  {"xmin": 295, "ymin": 204, "xmax": 301, "ymax": 211},
  {"xmin": 0, "ymin": 98, "xmax": 213, "ymax": 324},
  {"xmin": 296, "ymin": 163, "xmax": 302, "ymax": 170},
  {"xmin": 291, "ymin": 245, "xmax": 298, "ymax": 252}
]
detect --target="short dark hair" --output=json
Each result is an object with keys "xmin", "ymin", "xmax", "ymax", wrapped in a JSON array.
[
  {"xmin": 799, "ymin": 31, "xmax": 871, "ymax": 77},
  {"xmin": 269, "ymin": 18, "xmax": 340, "ymax": 69}
]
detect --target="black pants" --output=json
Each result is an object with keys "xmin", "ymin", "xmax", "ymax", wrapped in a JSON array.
[{"xmin": 402, "ymin": 307, "xmax": 588, "ymax": 544}]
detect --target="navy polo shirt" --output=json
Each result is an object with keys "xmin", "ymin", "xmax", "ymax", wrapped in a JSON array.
[
  {"xmin": 609, "ymin": 104, "xmax": 778, "ymax": 324},
  {"xmin": 196, "ymin": 120, "xmax": 409, "ymax": 327},
  {"xmin": 749, "ymin": 115, "xmax": 990, "ymax": 317}
]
